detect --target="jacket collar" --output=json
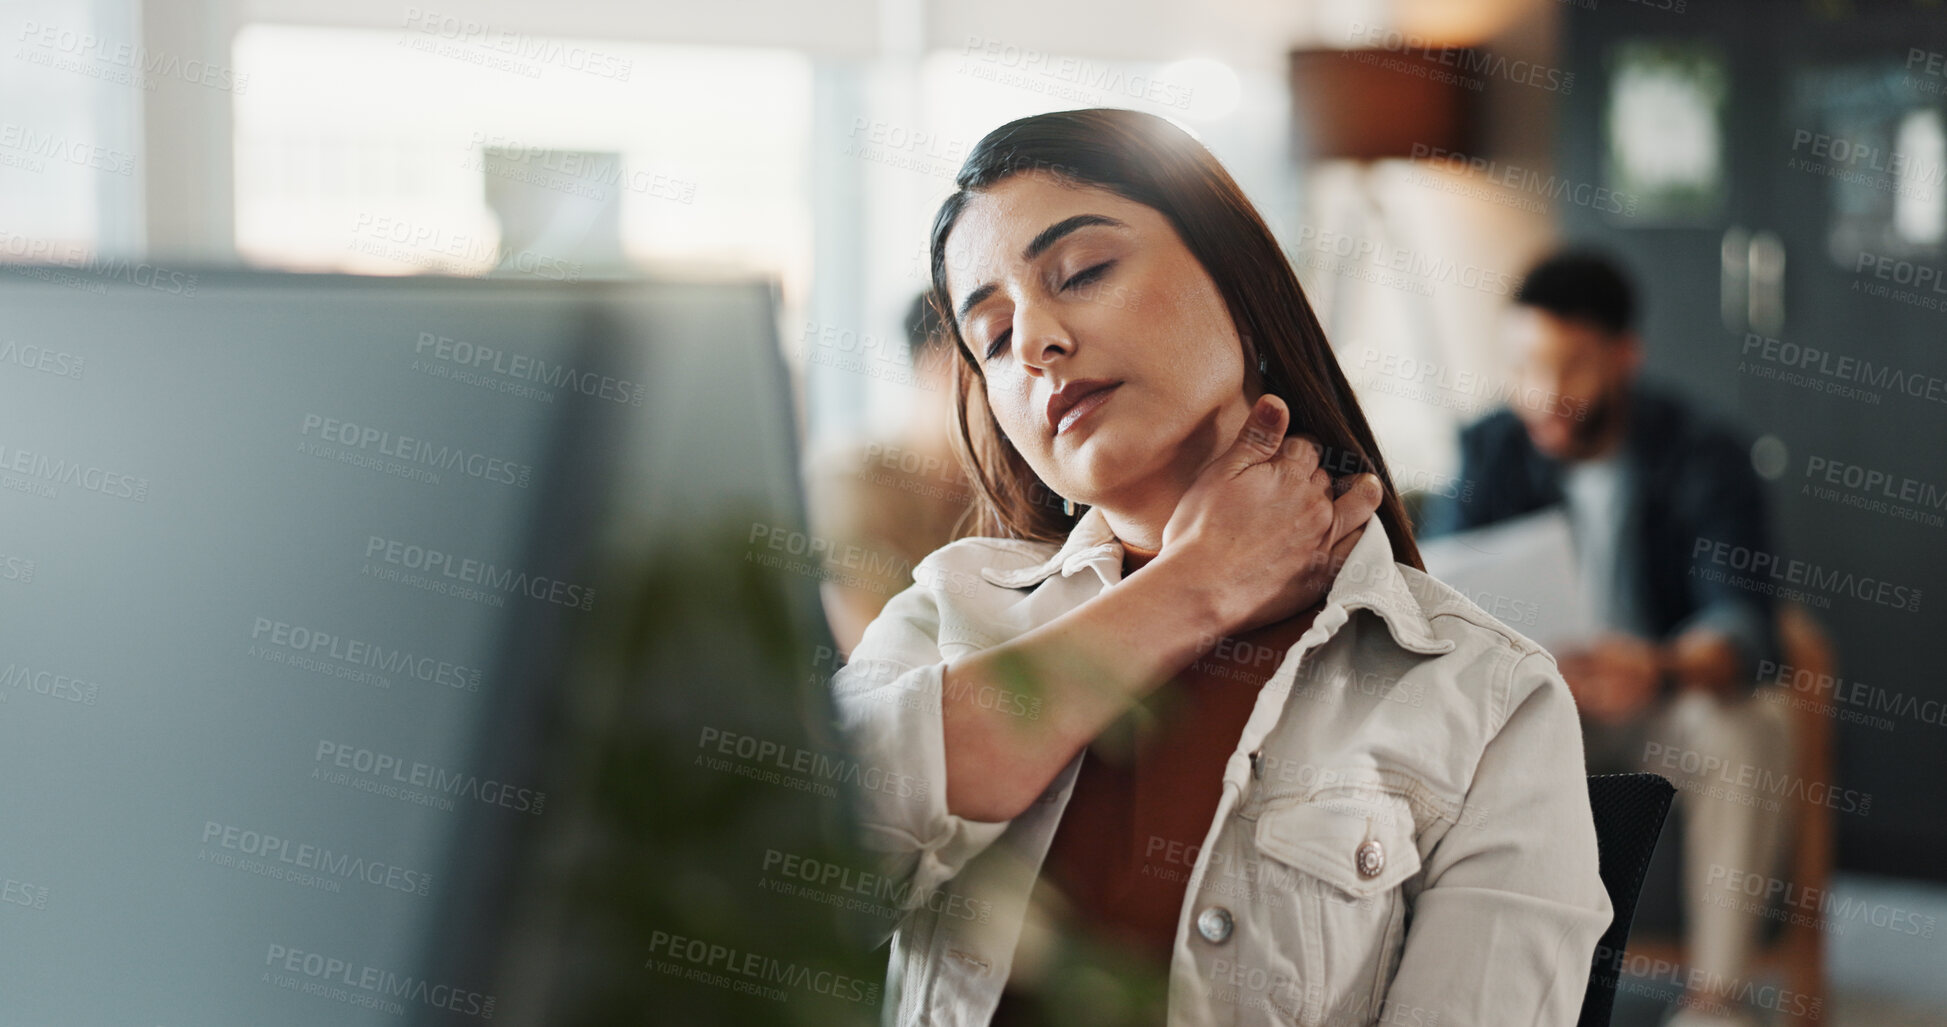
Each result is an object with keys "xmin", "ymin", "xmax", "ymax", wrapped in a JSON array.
[
  {"xmin": 977, "ymin": 505, "xmax": 1453, "ymax": 655},
  {"xmin": 977, "ymin": 505, "xmax": 1122, "ymax": 591}
]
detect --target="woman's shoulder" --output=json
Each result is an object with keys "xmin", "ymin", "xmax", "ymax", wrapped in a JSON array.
[
  {"xmin": 1390, "ymin": 561, "xmax": 1572, "ymax": 721},
  {"xmin": 1395, "ymin": 561, "xmax": 1554, "ymax": 661}
]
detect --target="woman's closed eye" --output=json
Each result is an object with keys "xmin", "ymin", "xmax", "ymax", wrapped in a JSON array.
[
  {"xmin": 981, "ymin": 261, "xmax": 1118, "ymax": 360},
  {"xmin": 1063, "ymin": 260, "xmax": 1114, "ymax": 291},
  {"xmin": 983, "ymin": 327, "xmax": 1012, "ymax": 361}
]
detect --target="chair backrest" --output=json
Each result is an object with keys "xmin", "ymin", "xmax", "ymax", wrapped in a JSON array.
[{"xmin": 1578, "ymin": 773, "xmax": 1677, "ymax": 1027}]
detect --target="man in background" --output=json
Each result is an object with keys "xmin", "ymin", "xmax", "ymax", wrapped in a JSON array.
[
  {"xmin": 803, "ymin": 293, "xmax": 976, "ymax": 658},
  {"xmin": 1420, "ymin": 251, "xmax": 1794, "ymax": 1027}
]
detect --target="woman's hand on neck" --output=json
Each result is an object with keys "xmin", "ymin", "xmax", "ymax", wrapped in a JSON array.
[
  {"xmin": 1091, "ymin": 385, "xmax": 1268, "ymax": 557},
  {"xmin": 1098, "ymin": 490, "xmax": 1181, "ymax": 556}
]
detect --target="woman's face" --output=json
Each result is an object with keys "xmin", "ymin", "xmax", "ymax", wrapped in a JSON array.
[{"xmin": 942, "ymin": 171, "xmax": 1259, "ymax": 513}]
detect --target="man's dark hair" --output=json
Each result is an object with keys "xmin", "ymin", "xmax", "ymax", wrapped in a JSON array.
[
  {"xmin": 904, "ymin": 291, "xmax": 947, "ymax": 364},
  {"xmin": 1513, "ymin": 250, "xmax": 1636, "ymax": 336}
]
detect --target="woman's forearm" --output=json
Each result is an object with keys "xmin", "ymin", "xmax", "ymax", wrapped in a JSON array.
[{"xmin": 940, "ymin": 550, "xmax": 1235, "ymax": 822}]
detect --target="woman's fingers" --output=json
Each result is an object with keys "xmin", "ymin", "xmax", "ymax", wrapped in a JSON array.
[
  {"xmin": 1328, "ymin": 473, "xmax": 1383, "ymax": 545},
  {"xmin": 1318, "ymin": 477, "xmax": 1380, "ymax": 572},
  {"xmin": 1234, "ymin": 394, "xmax": 1290, "ymax": 462},
  {"xmin": 1279, "ymin": 433, "xmax": 1323, "ymax": 477}
]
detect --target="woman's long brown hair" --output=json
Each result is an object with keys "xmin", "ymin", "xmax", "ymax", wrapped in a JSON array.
[{"xmin": 927, "ymin": 108, "xmax": 1424, "ymax": 571}]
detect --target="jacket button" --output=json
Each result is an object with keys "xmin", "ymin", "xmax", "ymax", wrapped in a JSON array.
[
  {"xmin": 1356, "ymin": 838, "xmax": 1385, "ymax": 878},
  {"xmin": 1196, "ymin": 906, "xmax": 1233, "ymax": 943}
]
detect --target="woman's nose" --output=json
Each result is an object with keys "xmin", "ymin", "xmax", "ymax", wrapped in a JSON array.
[{"xmin": 1012, "ymin": 302, "xmax": 1071, "ymax": 371}]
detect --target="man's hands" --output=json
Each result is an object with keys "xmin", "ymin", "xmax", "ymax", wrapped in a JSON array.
[
  {"xmin": 1160, "ymin": 394, "xmax": 1386, "ymax": 637},
  {"xmin": 1560, "ymin": 624, "xmax": 1758, "ymax": 721},
  {"xmin": 1558, "ymin": 633, "xmax": 1666, "ymax": 723}
]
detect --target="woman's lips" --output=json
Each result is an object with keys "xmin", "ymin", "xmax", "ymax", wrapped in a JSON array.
[{"xmin": 1056, "ymin": 382, "xmax": 1121, "ymax": 436}]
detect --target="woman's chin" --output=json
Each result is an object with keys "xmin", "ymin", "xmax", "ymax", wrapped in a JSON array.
[
  {"xmin": 1057, "ymin": 422, "xmax": 1124, "ymax": 464},
  {"xmin": 1056, "ymin": 431, "xmax": 1151, "ymax": 497}
]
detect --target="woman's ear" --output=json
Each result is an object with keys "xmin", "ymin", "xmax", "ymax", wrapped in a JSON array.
[{"xmin": 1241, "ymin": 332, "xmax": 1273, "ymax": 399}]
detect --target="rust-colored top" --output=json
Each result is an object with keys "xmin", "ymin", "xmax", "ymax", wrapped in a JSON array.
[{"xmin": 990, "ymin": 544, "xmax": 1318, "ymax": 1025}]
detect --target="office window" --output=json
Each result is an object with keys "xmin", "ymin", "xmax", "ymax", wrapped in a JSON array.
[
  {"xmin": 231, "ymin": 26, "xmax": 813, "ymax": 296},
  {"xmin": 0, "ymin": 0, "xmax": 143, "ymax": 257}
]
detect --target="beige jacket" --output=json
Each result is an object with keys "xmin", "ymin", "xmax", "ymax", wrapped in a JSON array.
[{"xmin": 828, "ymin": 505, "xmax": 1612, "ymax": 1026}]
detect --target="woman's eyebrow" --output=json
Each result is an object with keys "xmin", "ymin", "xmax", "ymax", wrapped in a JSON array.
[{"xmin": 955, "ymin": 213, "xmax": 1128, "ymax": 325}]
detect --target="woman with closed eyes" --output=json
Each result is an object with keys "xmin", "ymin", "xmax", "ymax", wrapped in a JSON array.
[{"xmin": 828, "ymin": 108, "xmax": 1611, "ymax": 1027}]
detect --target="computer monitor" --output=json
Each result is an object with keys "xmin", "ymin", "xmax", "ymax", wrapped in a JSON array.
[{"xmin": 0, "ymin": 266, "xmax": 881, "ymax": 1025}]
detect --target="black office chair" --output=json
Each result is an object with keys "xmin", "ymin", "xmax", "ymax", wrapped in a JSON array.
[{"xmin": 1578, "ymin": 773, "xmax": 1677, "ymax": 1027}]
